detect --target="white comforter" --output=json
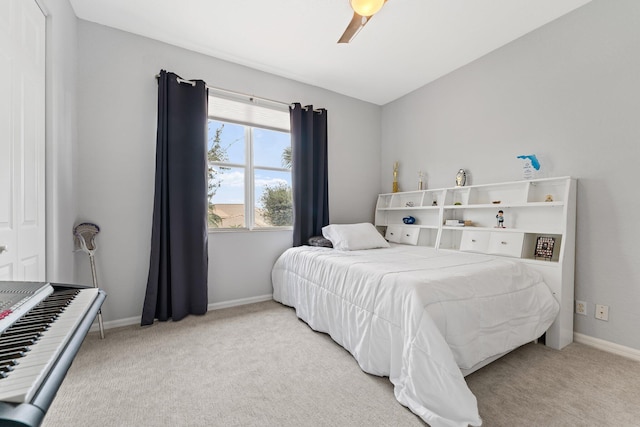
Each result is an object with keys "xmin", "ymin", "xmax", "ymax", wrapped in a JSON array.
[{"xmin": 271, "ymin": 244, "xmax": 559, "ymax": 427}]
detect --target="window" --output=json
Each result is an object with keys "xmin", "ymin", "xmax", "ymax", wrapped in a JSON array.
[{"xmin": 207, "ymin": 95, "xmax": 292, "ymax": 230}]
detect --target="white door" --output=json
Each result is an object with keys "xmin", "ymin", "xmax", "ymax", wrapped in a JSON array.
[{"xmin": 0, "ymin": 0, "xmax": 46, "ymax": 281}]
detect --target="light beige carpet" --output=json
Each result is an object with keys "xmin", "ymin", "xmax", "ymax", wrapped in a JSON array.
[{"xmin": 42, "ymin": 300, "xmax": 640, "ymax": 427}]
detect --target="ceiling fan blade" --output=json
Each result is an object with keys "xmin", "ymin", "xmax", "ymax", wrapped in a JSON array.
[{"xmin": 337, "ymin": 12, "xmax": 370, "ymax": 44}]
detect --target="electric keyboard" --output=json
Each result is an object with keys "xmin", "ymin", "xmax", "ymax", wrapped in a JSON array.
[{"xmin": 0, "ymin": 282, "xmax": 106, "ymax": 426}]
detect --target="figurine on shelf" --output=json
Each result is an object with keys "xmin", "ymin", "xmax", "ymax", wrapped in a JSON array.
[
  {"xmin": 403, "ymin": 216, "xmax": 416, "ymax": 224},
  {"xmin": 455, "ymin": 169, "xmax": 466, "ymax": 187},
  {"xmin": 418, "ymin": 170, "xmax": 424, "ymax": 190},
  {"xmin": 545, "ymin": 194, "xmax": 554, "ymax": 202},
  {"xmin": 393, "ymin": 161, "xmax": 399, "ymax": 193},
  {"xmin": 496, "ymin": 210, "xmax": 505, "ymax": 228}
]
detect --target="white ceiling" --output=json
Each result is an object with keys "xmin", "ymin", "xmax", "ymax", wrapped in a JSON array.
[{"xmin": 68, "ymin": 0, "xmax": 592, "ymax": 105}]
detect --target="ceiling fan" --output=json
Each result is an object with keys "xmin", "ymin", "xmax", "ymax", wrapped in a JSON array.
[{"xmin": 338, "ymin": 0, "xmax": 388, "ymax": 43}]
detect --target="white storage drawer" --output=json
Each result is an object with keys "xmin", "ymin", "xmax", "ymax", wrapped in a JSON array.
[
  {"xmin": 385, "ymin": 225, "xmax": 403, "ymax": 243},
  {"xmin": 487, "ymin": 232, "xmax": 524, "ymax": 258},
  {"xmin": 385, "ymin": 226, "xmax": 420, "ymax": 245},
  {"xmin": 399, "ymin": 227, "xmax": 420, "ymax": 245},
  {"xmin": 459, "ymin": 231, "xmax": 490, "ymax": 253}
]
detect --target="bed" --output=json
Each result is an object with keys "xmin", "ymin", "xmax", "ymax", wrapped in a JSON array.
[{"xmin": 271, "ymin": 224, "xmax": 560, "ymax": 427}]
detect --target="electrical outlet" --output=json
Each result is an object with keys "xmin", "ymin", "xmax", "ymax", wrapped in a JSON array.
[
  {"xmin": 595, "ymin": 304, "xmax": 609, "ymax": 321},
  {"xmin": 575, "ymin": 300, "xmax": 587, "ymax": 316}
]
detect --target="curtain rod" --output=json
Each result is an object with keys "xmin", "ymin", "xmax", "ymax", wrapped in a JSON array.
[
  {"xmin": 155, "ymin": 73, "xmax": 290, "ymax": 109},
  {"xmin": 155, "ymin": 73, "xmax": 323, "ymax": 113}
]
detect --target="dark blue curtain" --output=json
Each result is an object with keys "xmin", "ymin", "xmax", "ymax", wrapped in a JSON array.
[
  {"xmin": 141, "ymin": 70, "xmax": 209, "ymax": 326},
  {"xmin": 290, "ymin": 103, "xmax": 329, "ymax": 246}
]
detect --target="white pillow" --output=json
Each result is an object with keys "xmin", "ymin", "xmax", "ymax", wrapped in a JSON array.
[{"xmin": 322, "ymin": 223, "xmax": 390, "ymax": 251}]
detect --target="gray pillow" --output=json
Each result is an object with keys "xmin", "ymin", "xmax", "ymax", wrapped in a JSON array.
[{"xmin": 307, "ymin": 236, "xmax": 333, "ymax": 248}]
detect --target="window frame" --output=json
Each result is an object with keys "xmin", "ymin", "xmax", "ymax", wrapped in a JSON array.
[{"xmin": 207, "ymin": 116, "xmax": 292, "ymax": 232}]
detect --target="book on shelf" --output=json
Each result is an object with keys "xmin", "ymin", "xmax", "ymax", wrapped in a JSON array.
[{"xmin": 535, "ymin": 236, "xmax": 555, "ymax": 260}]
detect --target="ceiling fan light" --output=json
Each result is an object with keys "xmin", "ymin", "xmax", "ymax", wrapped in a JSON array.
[{"xmin": 350, "ymin": 0, "xmax": 384, "ymax": 17}]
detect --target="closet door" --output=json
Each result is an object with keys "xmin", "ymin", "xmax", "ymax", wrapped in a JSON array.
[{"xmin": 0, "ymin": 0, "xmax": 46, "ymax": 281}]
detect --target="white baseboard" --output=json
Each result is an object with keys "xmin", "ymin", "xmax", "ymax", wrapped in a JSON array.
[
  {"xmin": 574, "ymin": 332, "xmax": 640, "ymax": 362},
  {"xmin": 97, "ymin": 315, "xmax": 140, "ymax": 331},
  {"xmin": 89, "ymin": 294, "xmax": 275, "ymax": 333},
  {"xmin": 207, "ymin": 294, "xmax": 273, "ymax": 310}
]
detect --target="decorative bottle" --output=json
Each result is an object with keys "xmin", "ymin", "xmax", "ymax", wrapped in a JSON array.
[{"xmin": 392, "ymin": 162, "xmax": 399, "ymax": 193}]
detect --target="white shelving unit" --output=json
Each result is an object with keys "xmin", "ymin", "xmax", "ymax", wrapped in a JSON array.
[{"xmin": 375, "ymin": 177, "xmax": 576, "ymax": 350}]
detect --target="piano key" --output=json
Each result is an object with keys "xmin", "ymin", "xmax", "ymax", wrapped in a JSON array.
[
  {"xmin": 0, "ymin": 364, "xmax": 15, "ymax": 373},
  {"xmin": 0, "ymin": 338, "xmax": 39, "ymax": 348},
  {"xmin": 0, "ymin": 346, "xmax": 30, "ymax": 357},
  {"xmin": 0, "ymin": 351, "xmax": 27, "ymax": 361},
  {"xmin": 0, "ymin": 341, "xmax": 32, "ymax": 351},
  {"xmin": 0, "ymin": 326, "xmax": 48, "ymax": 337}
]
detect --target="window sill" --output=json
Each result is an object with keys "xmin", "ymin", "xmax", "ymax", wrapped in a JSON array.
[{"xmin": 208, "ymin": 227, "xmax": 293, "ymax": 234}]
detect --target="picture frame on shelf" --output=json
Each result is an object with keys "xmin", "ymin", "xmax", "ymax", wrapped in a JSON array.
[{"xmin": 535, "ymin": 236, "xmax": 555, "ymax": 260}]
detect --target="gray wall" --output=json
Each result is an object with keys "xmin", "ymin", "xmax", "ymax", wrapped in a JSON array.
[
  {"xmin": 381, "ymin": 0, "xmax": 640, "ymax": 350},
  {"xmin": 75, "ymin": 21, "xmax": 382, "ymax": 324}
]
